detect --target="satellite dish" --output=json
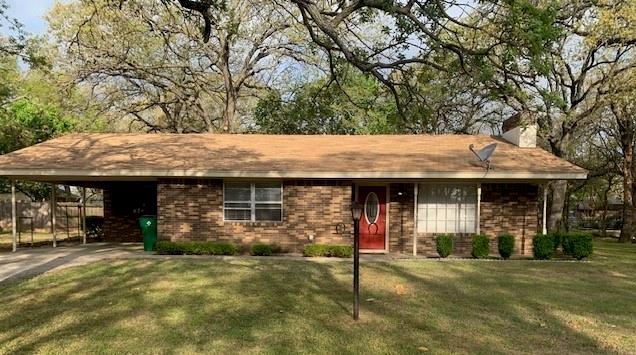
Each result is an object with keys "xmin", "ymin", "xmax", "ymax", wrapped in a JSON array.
[{"xmin": 469, "ymin": 143, "xmax": 498, "ymax": 170}]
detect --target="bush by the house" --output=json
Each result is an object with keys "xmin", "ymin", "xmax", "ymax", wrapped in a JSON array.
[
  {"xmin": 251, "ymin": 244, "xmax": 273, "ymax": 256},
  {"xmin": 303, "ymin": 244, "xmax": 352, "ymax": 258},
  {"xmin": 563, "ymin": 233, "xmax": 594, "ymax": 260},
  {"xmin": 435, "ymin": 234, "xmax": 454, "ymax": 258},
  {"xmin": 561, "ymin": 233, "xmax": 575, "ymax": 255},
  {"xmin": 155, "ymin": 241, "xmax": 238, "ymax": 255},
  {"xmin": 549, "ymin": 232, "xmax": 566, "ymax": 252},
  {"xmin": 472, "ymin": 234, "xmax": 490, "ymax": 259},
  {"xmin": 497, "ymin": 234, "xmax": 515, "ymax": 259},
  {"xmin": 155, "ymin": 241, "xmax": 183, "ymax": 254},
  {"xmin": 532, "ymin": 234, "xmax": 554, "ymax": 260}
]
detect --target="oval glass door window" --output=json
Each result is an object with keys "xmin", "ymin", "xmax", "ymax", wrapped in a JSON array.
[{"xmin": 364, "ymin": 192, "xmax": 379, "ymax": 224}]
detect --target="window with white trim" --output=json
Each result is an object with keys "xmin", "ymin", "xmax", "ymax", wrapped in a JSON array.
[
  {"xmin": 417, "ymin": 184, "xmax": 477, "ymax": 233},
  {"xmin": 224, "ymin": 181, "xmax": 282, "ymax": 221}
]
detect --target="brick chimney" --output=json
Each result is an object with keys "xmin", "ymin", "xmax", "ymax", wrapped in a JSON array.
[{"xmin": 501, "ymin": 111, "xmax": 537, "ymax": 148}]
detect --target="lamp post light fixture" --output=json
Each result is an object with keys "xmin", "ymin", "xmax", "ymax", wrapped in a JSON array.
[{"xmin": 350, "ymin": 201, "xmax": 363, "ymax": 320}]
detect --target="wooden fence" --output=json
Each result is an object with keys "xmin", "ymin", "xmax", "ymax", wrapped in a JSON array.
[{"xmin": 0, "ymin": 201, "xmax": 102, "ymax": 233}]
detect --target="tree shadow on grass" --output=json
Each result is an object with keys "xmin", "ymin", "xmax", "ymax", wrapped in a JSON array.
[
  {"xmin": 361, "ymin": 260, "xmax": 636, "ymax": 354},
  {"xmin": 0, "ymin": 256, "xmax": 634, "ymax": 354}
]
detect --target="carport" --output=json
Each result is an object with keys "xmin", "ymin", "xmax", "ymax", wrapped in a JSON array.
[
  {"xmin": 5, "ymin": 180, "xmax": 89, "ymax": 252},
  {"xmin": 3, "ymin": 179, "xmax": 156, "ymax": 252},
  {"xmin": 0, "ymin": 134, "xmax": 171, "ymax": 252},
  {"xmin": 0, "ymin": 134, "xmax": 183, "ymax": 252}
]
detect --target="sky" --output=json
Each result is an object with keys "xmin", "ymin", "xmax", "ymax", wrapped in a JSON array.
[{"xmin": 1, "ymin": 0, "xmax": 56, "ymax": 36}]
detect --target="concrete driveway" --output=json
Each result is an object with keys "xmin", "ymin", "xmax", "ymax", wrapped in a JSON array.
[{"xmin": 0, "ymin": 243, "xmax": 144, "ymax": 285}]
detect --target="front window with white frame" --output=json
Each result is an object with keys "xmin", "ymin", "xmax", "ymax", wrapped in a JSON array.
[
  {"xmin": 417, "ymin": 184, "xmax": 477, "ymax": 233},
  {"xmin": 224, "ymin": 181, "xmax": 282, "ymax": 222}
]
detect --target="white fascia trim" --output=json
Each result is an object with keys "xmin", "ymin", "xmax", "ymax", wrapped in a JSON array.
[{"xmin": 0, "ymin": 169, "xmax": 588, "ymax": 180}]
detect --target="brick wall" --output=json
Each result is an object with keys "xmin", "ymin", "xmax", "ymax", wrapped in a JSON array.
[
  {"xmin": 480, "ymin": 183, "xmax": 539, "ymax": 256},
  {"xmin": 103, "ymin": 183, "xmax": 157, "ymax": 242},
  {"xmin": 414, "ymin": 183, "xmax": 539, "ymax": 257},
  {"xmin": 157, "ymin": 179, "xmax": 353, "ymax": 252},
  {"xmin": 107, "ymin": 180, "xmax": 539, "ymax": 256},
  {"xmin": 388, "ymin": 184, "xmax": 415, "ymax": 254}
]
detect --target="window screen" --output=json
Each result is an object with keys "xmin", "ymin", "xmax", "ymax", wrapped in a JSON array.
[
  {"xmin": 417, "ymin": 184, "xmax": 477, "ymax": 233},
  {"xmin": 224, "ymin": 181, "xmax": 282, "ymax": 221}
]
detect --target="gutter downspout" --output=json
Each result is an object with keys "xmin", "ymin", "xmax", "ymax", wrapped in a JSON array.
[
  {"xmin": 11, "ymin": 181, "xmax": 17, "ymax": 252},
  {"xmin": 476, "ymin": 184, "xmax": 482, "ymax": 235},
  {"xmin": 542, "ymin": 185, "xmax": 548, "ymax": 235},
  {"xmin": 413, "ymin": 183, "xmax": 418, "ymax": 256},
  {"xmin": 51, "ymin": 185, "xmax": 57, "ymax": 248}
]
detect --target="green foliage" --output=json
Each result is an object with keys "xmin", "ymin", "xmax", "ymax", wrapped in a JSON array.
[
  {"xmin": 0, "ymin": 53, "xmax": 103, "ymax": 200},
  {"xmin": 549, "ymin": 232, "xmax": 566, "ymax": 252},
  {"xmin": 435, "ymin": 234, "xmax": 454, "ymax": 258},
  {"xmin": 254, "ymin": 68, "xmax": 396, "ymax": 134},
  {"xmin": 562, "ymin": 233, "xmax": 594, "ymax": 260},
  {"xmin": 497, "ymin": 234, "xmax": 515, "ymax": 259},
  {"xmin": 302, "ymin": 244, "xmax": 352, "ymax": 258},
  {"xmin": 250, "ymin": 244, "xmax": 273, "ymax": 256},
  {"xmin": 561, "ymin": 233, "xmax": 574, "ymax": 255},
  {"xmin": 155, "ymin": 241, "xmax": 238, "ymax": 255},
  {"xmin": 533, "ymin": 234, "xmax": 554, "ymax": 260},
  {"xmin": 497, "ymin": 0, "xmax": 561, "ymax": 75},
  {"xmin": 0, "ymin": 97, "xmax": 78, "ymax": 200},
  {"xmin": 472, "ymin": 234, "xmax": 491, "ymax": 259},
  {"xmin": 0, "ymin": 97, "xmax": 77, "ymax": 154}
]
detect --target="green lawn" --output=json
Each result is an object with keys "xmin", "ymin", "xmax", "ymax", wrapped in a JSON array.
[{"xmin": 1, "ymin": 240, "xmax": 635, "ymax": 354}]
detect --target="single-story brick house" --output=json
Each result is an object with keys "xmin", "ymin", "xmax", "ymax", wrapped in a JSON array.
[{"xmin": 0, "ymin": 117, "xmax": 586, "ymax": 256}]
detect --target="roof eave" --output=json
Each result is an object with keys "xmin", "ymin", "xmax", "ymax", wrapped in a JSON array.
[{"xmin": 0, "ymin": 168, "xmax": 588, "ymax": 181}]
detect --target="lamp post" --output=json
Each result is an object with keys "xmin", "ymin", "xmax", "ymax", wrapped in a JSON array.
[{"xmin": 351, "ymin": 201, "xmax": 363, "ymax": 320}]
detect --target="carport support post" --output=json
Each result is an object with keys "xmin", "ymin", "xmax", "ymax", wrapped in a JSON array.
[
  {"xmin": 51, "ymin": 184, "xmax": 57, "ymax": 248},
  {"xmin": 11, "ymin": 181, "xmax": 17, "ymax": 252},
  {"xmin": 82, "ymin": 187, "xmax": 87, "ymax": 244}
]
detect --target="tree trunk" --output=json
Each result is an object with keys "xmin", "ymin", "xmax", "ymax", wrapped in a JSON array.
[
  {"xmin": 222, "ymin": 89, "xmax": 237, "ymax": 132},
  {"xmin": 616, "ymin": 103, "xmax": 636, "ymax": 243},
  {"xmin": 545, "ymin": 132, "xmax": 572, "ymax": 234},
  {"xmin": 219, "ymin": 32, "xmax": 237, "ymax": 132},
  {"xmin": 619, "ymin": 142, "xmax": 635, "ymax": 242},
  {"xmin": 599, "ymin": 178, "xmax": 612, "ymax": 238},
  {"xmin": 548, "ymin": 180, "xmax": 568, "ymax": 233}
]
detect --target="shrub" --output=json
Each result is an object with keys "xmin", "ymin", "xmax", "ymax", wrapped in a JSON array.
[
  {"xmin": 562, "ymin": 233, "xmax": 577, "ymax": 256},
  {"xmin": 303, "ymin": 244, "xmax": 352, "ymax": 258},
  {"xmin": 472, "ymin": 234, "xmax": 490, "ymax": 259},
  {"xmin": 532, "ymin": 234, "xmax": 554, "ymax": 260},
  {"xmin": 435, "ymin": 234, "xmax": 454, "ymax": 258},
  {"xmin": 549, "ymin": 232, "xmax": 566, "ymax": 252},
  {"xmin": 563, "ymin": 233, "xmax": 594, "ymax": 260},
  {"xmin": 155, "ymin": 241, "xmax": 238, "ymax": 255},
  {"xmin": 497, "ymin": 234, "xmax": 515, "ymax": 259},
  {"xmin": 155, "ymin": 241, "xmax": 183, "ymax": 255},
  {"xmin": 251, "ymin": 244, "xmax": 273, "ymax": 256}
]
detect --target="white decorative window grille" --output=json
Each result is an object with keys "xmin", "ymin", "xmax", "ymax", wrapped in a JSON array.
[
  {"xmin": 224, "ymin": 181, "xmax": 282, "ymax": 222},
  {"xmin": 417, "ymin": 184, "xmax": 477, "ymax": 233}
]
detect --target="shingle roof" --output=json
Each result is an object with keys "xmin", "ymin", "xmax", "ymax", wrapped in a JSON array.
[{"xmin": 0, "ymin": 133, "xmax": 586, "ymax": 181}]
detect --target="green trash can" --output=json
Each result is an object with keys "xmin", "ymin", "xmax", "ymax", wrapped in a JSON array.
[{"xmin": 139, "ymin": 215, "xmax": 157, "ymax": 252}]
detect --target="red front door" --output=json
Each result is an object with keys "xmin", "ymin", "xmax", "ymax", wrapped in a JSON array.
[{"xmin": 358, "ymin": 186, "xmax": 386, "ymax": 250}]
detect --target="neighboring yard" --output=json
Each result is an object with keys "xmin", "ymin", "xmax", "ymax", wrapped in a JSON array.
[
  {"xmin": 0, "ymin": 231, "xmax": 81, "ymax": 251},
  {"xmin": 0, "ymin": 240, "xmax": 635, "ymax": 354}
]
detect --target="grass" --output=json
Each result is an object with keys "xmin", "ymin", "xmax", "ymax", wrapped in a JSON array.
[{"xmin": 0, "ymin": 240, "xmax": 635, "ymax": 354}]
